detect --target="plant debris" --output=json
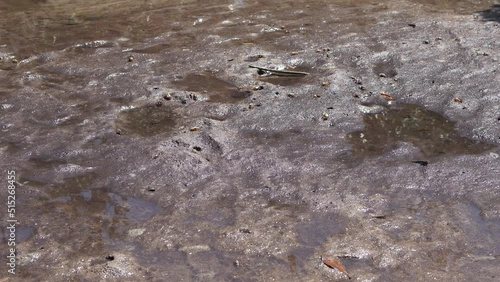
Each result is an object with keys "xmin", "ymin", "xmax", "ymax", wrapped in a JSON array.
[
  {"xmin": 249, "ymin": 65, "xmax": 309, "ymax": 76},
  {"xmin": 380, "ymin": 92, "xmax": 394, "ymax": 100},
  {"xmin": 322, "ymin": 255, "xmax": 351, "ymax": 279}
]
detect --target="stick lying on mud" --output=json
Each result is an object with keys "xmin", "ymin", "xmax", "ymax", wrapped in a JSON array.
[{"xmin": 248, "ymin": 65, "xmax": 309, "ymax": 76}]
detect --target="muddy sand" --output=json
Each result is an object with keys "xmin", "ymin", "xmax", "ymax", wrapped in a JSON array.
[{"xmin": 1, "ymin": 0, "xmax": 499, "ymax": 281}]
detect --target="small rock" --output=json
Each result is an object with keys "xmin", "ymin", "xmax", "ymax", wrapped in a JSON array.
[
  {"xmin": 454, "ymin": 98, "xmax": 463, "ymax": 103},
  {"xmin": 105, "ymin": 255, "xmax": 115, "ymax": 261},
  {"xmin": 128, "ymin": 228, "xmax": 146, "ymax": 237},
  {"xmin": 156, "ymin": 101, "xmax": 163, "ymax": 107},
  {"xmin": 423, "ymin": 40, "xmax": 430, "ymax": 44},
  {"xmin": 0, "ymin": 104, "xmax": 13, "ymax": 110},
  {"xmin": 408, "ymin": 23, "xmax": 416, "ymax": 28},
  {"xmin": 287, "ymin": 93, "xmax": 296, "ymax": 98},
  {"xmin": 189, "ymin": 126, "xmax": 200, "ymax": 131},
  {"xmin": 248, "ymin": 103, "xmax": 256, "ymax": 109},
  {"xmin": 379, "ymin": 73, "xmax": 386, "ymax": 78},
  {"xmin": 321, "ymin": 81, "xmax": 330, "ymax": 87},
  {"xmin": 253, "ymin": 85, "xmax": 264, "ymax": 91},
  {"xmin": 321, "ymin": 112, "xmax": 329, "ymax": 121},
  {"xmin": 127, "ymin": 55, "xmax": 134, "ymax": 62},
  {"xmin": 163, "ymin": 93, "xmax": 172, "ymax": 100}
]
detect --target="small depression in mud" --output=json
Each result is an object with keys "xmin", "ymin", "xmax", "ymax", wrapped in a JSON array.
[
  {"xmin": 346, "ymin": 103, "xmax": 494, "ymax": 157},
  {"xmin": 114, "ymin": 105, "xmax": 178, "ymax": 137},
  {"xmin": 172, "ymin": 73, "xmax": 251, "ymax": 103}
]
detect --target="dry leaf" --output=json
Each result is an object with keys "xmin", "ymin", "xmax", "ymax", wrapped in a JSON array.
[
  {"xmin": 322, "ymin": 255, "xmax": 351, "ymax": 279},
  {"xmin": 380, "ymin": 92, "xmax": 394, "ymax": 100}
]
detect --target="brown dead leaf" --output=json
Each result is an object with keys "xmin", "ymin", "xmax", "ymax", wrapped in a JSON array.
[
  {"xmin": 322, "ymin": 255, "xmax": 351, "ymax": 279},
  {"xmin": 380, "ymin": 92, "xmax": 394, "ymax": 100}
]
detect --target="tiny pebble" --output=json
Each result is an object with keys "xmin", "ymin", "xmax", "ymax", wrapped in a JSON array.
[
  {"xmin": 379, "ymin": 73, "xmax": 386, "ymax": 78},
  {"xmin": 190, "ymin": 127, "xmax": 200, "ymax": 131},
  {"xmin": 163, "ymin": 93, "xmax": 172, "ymax": 100},
  {"xmin": 321, "ymin": 112, "xmax": 329, "ymax": 121},
  {"xmin": 287, "ymin": 93, "xmax": 296, "ymax": 98},
  {"xmin": 128, "ymin": 55, "xmax": 134, "ymax": 62}
]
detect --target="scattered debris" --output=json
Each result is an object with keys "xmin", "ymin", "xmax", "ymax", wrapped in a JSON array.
[
  {"xmin": 322, "ymin": 255, "xmax": 351, "ymax": 279},
  {"xmin": 412, "ymin": 160, "xmax": 429, "ymax": 166},
  {"xmin": 249, "ymin": 65, "xmax": 309, "ymax": 76},
  {"xmin": 380, "ymin": 92, "xmax": 394, "ymax": 100},
  {"xmin": 350, "ymin": 76, "xmax": 362, "ymax": 85}
]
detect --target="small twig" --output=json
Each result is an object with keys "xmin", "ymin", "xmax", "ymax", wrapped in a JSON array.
[{"xmin": 249, "ymin": 65, "xmax": 309, "ymax": 76}]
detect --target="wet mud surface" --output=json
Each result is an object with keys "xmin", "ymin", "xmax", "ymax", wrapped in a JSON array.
[{"xmin": 1, "ymin": 0, "xmax": 500, "ymax": 281}]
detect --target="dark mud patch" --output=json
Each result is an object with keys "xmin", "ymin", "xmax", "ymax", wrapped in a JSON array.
[
  {"xmin": 346, "ymin": 104, "xmax": 494, "ymax": 157},
  {"xmin": 113, "ymin": 105, "xmax": 178, "ymax": 137},
  {"xmin": 172, "ymin": 73, "xmax": 251, "ymax": 103},
  {"xmin": 478, "ymin": 4, "xmax": 500, "ymax": 22}
]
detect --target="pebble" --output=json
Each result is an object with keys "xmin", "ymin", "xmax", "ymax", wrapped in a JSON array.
[
  {"xmin": 321, "ymin": 112, "xmax": 329, "ymax": 121},
  {"xmin": 163, "ymin": 93, "xmax": 172, "ymax": 100},
  {"xmin": 287, "ymin": 93, "xmax": 296, "ymax": 98}
]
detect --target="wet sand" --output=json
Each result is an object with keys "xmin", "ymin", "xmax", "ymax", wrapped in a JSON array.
[{"xmin": 1, "ymin": 0, "xmax": 499, "ymax": 281}]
